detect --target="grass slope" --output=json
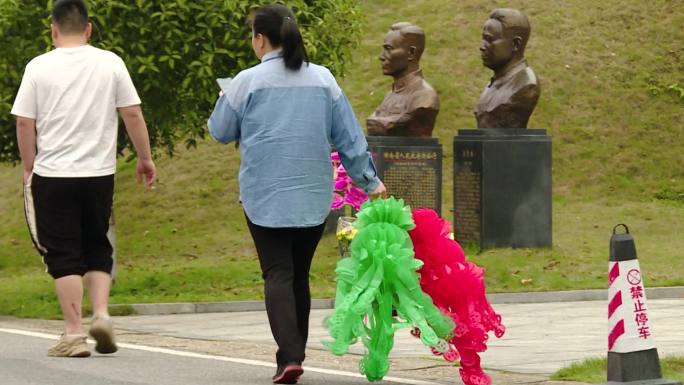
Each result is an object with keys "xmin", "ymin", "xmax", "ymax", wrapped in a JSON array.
[
  {"xmin": 0, "ymin": 0, "xmax": 683, "ymax": 318},
  {"xmin": 340, "ymin": 0, "xmax": 684, "ymax": 204}
]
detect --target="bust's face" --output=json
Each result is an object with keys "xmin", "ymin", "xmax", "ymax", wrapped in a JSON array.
[
  {"xmin": 480, "ymin": 19, "xmax": 514, "ymax": 71},
  {"xmin": 379, "ymin": 30, "xmax": 409, "ymax": 78}
]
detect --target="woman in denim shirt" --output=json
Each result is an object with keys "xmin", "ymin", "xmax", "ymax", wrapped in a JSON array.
[{"xmin": 208, "ymin": 4, "xmax": 386, "ymax": 383}]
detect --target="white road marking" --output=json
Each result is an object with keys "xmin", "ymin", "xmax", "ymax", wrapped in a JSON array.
[{"xmin": 0, "ymin": 328, "xmax": 442, "ymax": 385}]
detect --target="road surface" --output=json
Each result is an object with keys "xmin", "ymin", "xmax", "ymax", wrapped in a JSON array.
[{"xmin": 0, "ymin": 328, "xmax": 439, "ymax": 385}]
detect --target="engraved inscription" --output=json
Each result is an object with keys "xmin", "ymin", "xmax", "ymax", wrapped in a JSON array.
[
  {"xmin": 382, "ymin": 150, "xmax": 438, "ymax": 210},
  {"xmin": 454, "ymin": 147, "xmax": 481, "ymax": 243}
]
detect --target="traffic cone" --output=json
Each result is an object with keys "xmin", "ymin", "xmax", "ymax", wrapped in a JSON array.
[{"xmin": 605, "ymin": 224, "xmax": 681, "ymax": 385}]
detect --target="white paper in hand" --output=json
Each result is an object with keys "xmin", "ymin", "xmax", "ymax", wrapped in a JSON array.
[{"xmin": 216, "ymin": 77, "xmax": 233, "ymax": 94}]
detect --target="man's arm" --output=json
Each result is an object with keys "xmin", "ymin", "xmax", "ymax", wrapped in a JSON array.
[
  {"xmin": 13, "ymin": 62, "xmax": 38, "ymax": 183},
  {"xmin": 118, "ymin": 105, "xmax": 156, "ymax": 189},
  {"xmin": 16, "ymin": 117, "xmax": 37, "ymax": 183}
]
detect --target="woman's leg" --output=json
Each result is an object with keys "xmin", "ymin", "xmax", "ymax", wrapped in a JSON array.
[
  {"xmin": 245, "ymin": 217, "xmax": 304, "ymax": 365},
  {"xmin": 291, "ymin": 223, "xmax": 325, "ymax": 350}
]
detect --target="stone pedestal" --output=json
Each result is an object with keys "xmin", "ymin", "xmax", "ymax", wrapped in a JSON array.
[
  {"xmin": 453, "ymin": 128, "xmax": 552, "ymax": 248},
  {"xmin": 366, "ymin": 136, "xmax": 443, "ymax": 214}
]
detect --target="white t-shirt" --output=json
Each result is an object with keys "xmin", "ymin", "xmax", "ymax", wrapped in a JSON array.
[{"xmin": 11, "ymin": 45, "xmax": 141, "ymax": 177}]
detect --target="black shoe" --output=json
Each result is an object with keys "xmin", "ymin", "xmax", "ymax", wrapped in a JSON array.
[{"xmin": 272, "ymin": 363, "xmax": 303, "ymax": 384}]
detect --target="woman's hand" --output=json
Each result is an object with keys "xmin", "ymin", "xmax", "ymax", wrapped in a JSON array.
[{"xmin": 369, "ymin": 181, "xmax": 387, "ymax": 199}]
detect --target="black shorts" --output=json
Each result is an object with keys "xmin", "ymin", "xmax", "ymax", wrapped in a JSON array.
[{"xmin": 23, "ymin": 173, "xmax": 114, "ymax": 279}]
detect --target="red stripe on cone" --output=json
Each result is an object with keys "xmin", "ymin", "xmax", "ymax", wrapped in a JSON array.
[
  {"xmin": 608, "ymin": 291, "xmax": 623, "ymax": 319},
  {"xmin": 608, "ymin": 319, "xmax": 625, "ymax": 350},
  {"xmin": 609, "ymin": 262, "xmax": 620, "ymax": 286}
]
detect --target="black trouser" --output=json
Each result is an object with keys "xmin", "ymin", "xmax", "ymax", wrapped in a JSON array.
[
  {"xmin": 24, "ymin": 174, "xmax": 114, "ymax": 279},
  {"xmin": 245, "ymin": 215, "xmax": 325, "ymax": 365}
]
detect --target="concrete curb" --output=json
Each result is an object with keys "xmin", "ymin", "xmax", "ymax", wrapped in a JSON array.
[
  {"xmin": 111, "ymin": 299, "xmax": 335, "ymax": 316},
  {"xmin": 486, "ymin": 286, "xmax": 684, "ymax": 304},
  {"xmin": 110, "ymin": 286, "xmax": 684, "ymax": 316}
]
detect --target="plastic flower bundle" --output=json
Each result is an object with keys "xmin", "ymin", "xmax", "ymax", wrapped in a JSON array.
[
  {"xmin": 408, "ymin": 209, "xmax": 506, "ymax": 385},
  {"xmin": 324, "ymin": 197, "xmax": 454, "ymax": 382},
  {"xmin": 330, "ymin": 152, "xmax": 369, "ymax": 210}
]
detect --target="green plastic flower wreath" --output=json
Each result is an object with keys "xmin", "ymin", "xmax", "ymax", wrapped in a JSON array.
[{"xmin": 324, "ymin": 197, "xmax": 454, "ymax": 381}]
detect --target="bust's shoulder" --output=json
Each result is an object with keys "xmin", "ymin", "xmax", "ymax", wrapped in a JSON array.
[
  {"xmin": 507, "ymin": 66, "xmax": 539, "ymax": 101},
  {"xmin": 418, "ymin": 78, "xmax": 438, "ymax": 94},
  {"xmin": 409, "ymin": 79, "xmax": 439, "ymax": 109},
  {"xmin": 511, "ymin": 66, "xmax": 539, "ymax": 89}
]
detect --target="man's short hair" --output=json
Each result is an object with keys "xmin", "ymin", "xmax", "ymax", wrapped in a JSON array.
[
  {"xmin": 489, "ymin": 8, "xmax": 530, "ymax": 49},
  {"xmin": 52, "ymin": 0, "xmax": 89, "ymax": 35},
  {"xmin": 391, "ymin": 22, "xmax": 425, "ymax": 60}
]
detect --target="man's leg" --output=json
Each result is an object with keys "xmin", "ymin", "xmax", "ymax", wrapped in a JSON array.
[
  {"xmin": 84, "ymin": 270, "xmax": 116, "ymax": 354},
  {"xmin": 82, "ymin": 175, "xmax": 116, "ymax": 354},
  {"xmin": 50, "ymin": 275, "xmax": 90, "ymax": 358},
  {"xmin": 27, "ymin": 174, "xmax": 90, "ymax": 357},
  {"xmin": 29, "ymin": 174, "xmax": 87, "ymax": 332},
  {"xmin": 55, "ymin": 275, "xmax": 85, "ymax": 335},
  {"xmin": 82, "ymin": 174, "xmax": 114, "ymax": 318},
  {"xmin": 84, "ymin": 271, "xmax": 111, "ymax": 319}
]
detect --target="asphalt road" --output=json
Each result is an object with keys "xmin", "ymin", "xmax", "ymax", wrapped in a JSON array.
[{"xmin": 0, "ymin": 329, "xmax": 437, "ymax": 385}]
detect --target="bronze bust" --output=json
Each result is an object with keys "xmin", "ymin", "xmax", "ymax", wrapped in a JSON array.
[
  {"xmin": 367, "ymin": 22, "xmax": 439, "ymax": 137},
  {"xmin": 475, "ymin": 9, "xmax": 540, "ymax": 129}
]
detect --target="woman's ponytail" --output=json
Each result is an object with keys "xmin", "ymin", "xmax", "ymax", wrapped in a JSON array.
[
  {"xmin": 252, "ymin": 4, "xmax": 309, "ymax": 71},
  {"xmin": 280, "ymin": 16, "xmax": 307, "ymax": 70}
]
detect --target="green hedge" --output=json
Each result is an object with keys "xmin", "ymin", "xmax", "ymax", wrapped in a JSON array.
[{"xmin": 0, "ymin": 0, "xmax": 363, "ymax": 162}]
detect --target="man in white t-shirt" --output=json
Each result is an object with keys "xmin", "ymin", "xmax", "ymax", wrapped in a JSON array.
[{"xmin": 11, "ymin": 0, "xmax": 156, "ymax": 357}]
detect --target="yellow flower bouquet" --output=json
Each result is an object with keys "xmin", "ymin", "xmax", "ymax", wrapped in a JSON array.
[{"xmin": 336, "ymin": 216, "xmax": 357, "ymax": 257}]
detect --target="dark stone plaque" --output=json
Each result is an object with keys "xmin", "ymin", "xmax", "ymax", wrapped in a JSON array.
[
  {"xmin": 367, "ymin": 136, "xmax": 442, "ymax": 214},
  {"xmin": 454, "ymin": 141, "xmax": 483, "ymax": 244},
  {"xmin": 453, "ymin": 129, "xmax": 552, "ymax": 248}
]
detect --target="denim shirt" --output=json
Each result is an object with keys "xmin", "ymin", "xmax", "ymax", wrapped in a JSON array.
[{"xmin": 208, "ymin": 51, "xmax": 380, "ymax": 228}]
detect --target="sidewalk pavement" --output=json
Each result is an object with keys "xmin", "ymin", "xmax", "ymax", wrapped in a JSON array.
[{"xmin": 109, "ymin": 299, "xmax": 684, "ymax": 378}]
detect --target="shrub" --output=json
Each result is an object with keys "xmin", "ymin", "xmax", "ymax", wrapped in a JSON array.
[{"xmin": 0, "ymin": 0, "xmax": 363, "ymax": 163}]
